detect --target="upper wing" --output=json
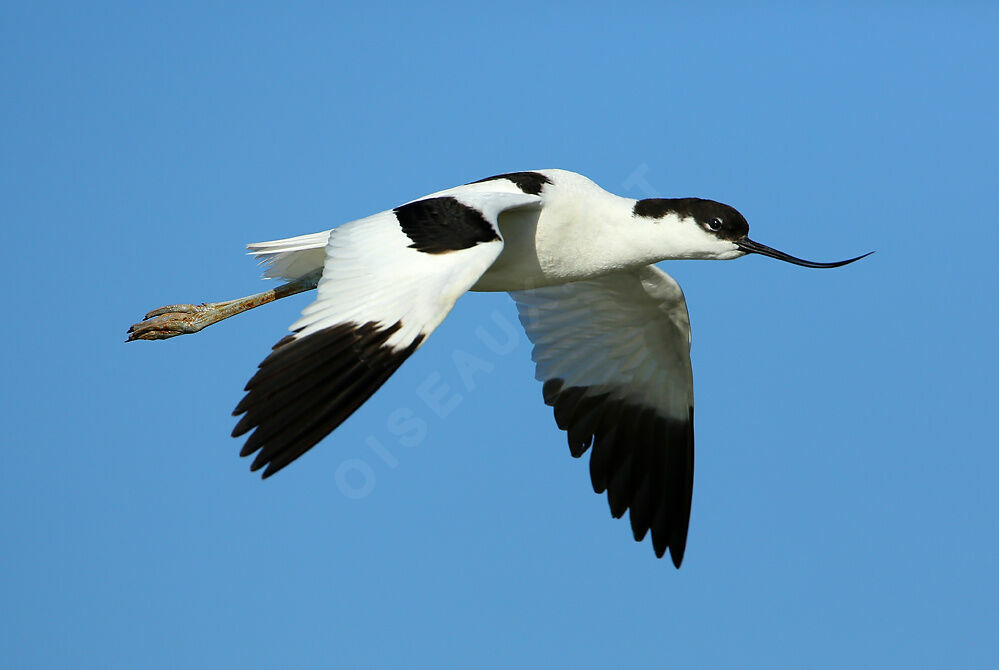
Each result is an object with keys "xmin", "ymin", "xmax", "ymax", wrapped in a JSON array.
[
  {"xmin": 233, "ymin": 190, "xmax": 542, "ymax": 478},
  {"xmin": 510, "ymin": 265, "xmax": 695, "ymax": 566}
]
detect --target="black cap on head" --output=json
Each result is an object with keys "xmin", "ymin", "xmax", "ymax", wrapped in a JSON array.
[{"xmin": 633, "ymin": 198, "xmax": 749, "ymax": 240}]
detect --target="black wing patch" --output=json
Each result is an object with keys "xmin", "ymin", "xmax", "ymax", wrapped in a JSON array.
[
  {"xmin": 233, "ymin": 321, "xmax": 424, "ymax": 478},
  {"xmin": 469, "ymin": 171, "xmax": 551, "ymax": 196},
  {"xmin": 542, "ymin": 378, "xmax": 694, "ymax": 568},
  {"xmin": 394, "ymin": 196, "xmax": 500, "ymax": 254}
]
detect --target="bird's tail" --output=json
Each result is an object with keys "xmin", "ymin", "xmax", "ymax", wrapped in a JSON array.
[{"xmin": 247, "ymin": 230, "xmax": 332, "ymax": 280}]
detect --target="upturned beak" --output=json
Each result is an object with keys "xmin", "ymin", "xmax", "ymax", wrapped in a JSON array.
[{"xmin": 736, "ymin": 238, "xmax": 873, "ymax": 268}]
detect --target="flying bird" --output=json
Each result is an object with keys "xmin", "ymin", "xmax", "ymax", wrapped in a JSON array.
[{"xmin": 127, "ymin": 169, "xmax": 869, "ymax": 567}]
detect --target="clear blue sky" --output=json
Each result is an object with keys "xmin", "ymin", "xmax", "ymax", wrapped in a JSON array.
[{"xmin": 2, "ymin": 2, "xmax": 997, "ymax": 668}]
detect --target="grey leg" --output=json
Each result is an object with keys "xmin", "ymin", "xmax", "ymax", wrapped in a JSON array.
[{"xmin": 126, "ymin": 272, "xmax": 321, "ymax": 342}]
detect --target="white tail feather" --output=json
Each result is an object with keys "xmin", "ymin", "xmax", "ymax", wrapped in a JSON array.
[{"xmin": 247, "ymin": 230, "xmax": 331, "ymax": 280}]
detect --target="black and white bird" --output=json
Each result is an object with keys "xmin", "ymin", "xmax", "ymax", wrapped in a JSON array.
[{"xmin": 127, "ymin": 169, "xmax": 868, "ymax": 567}]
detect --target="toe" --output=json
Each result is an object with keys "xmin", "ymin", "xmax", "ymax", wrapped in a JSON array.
[{"xmin": 143, "ymin": 304, "xmax": 200, "ymax": 319}]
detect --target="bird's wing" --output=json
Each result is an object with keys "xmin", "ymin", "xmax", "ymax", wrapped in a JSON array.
[
  {"xmin": 233, "ymin": 190, "xmax": 542, "ymax": 478},
  {"xmin": 510, "ymin": 265, "xmax": 695, "ymax": 566}
]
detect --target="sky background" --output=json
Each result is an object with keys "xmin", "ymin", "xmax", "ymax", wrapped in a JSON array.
[{"xmin": 2, "ymin": 2, "xmax": 998, "ymax": 668}]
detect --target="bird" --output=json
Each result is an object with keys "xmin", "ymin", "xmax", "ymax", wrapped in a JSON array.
[{"xmin": 127, "ymin": 169, "xmax": 869, "ymax": 567}]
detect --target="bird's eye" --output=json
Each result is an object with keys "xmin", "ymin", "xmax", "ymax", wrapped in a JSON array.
[{"xmin": 708, "ymin": 217, "xmax": 724, "ymax": 231}]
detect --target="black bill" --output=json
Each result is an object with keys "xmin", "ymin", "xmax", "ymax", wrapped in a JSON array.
[{"xmin": 736, "ymin": 238, "xmax": 873, "ymax": 268}]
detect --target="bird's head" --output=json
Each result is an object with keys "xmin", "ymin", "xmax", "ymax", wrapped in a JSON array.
[{"xmin": 633, "ymin": 197, "xmax": 872, "ymax": 267}]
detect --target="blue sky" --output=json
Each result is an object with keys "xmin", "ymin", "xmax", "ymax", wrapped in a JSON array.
[{"xmin": 2, "ymin": 2, "xmax": 997, "ymax": 668}]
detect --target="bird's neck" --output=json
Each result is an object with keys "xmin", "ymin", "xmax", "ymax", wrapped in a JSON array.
[{"xmin": 530, "ymin": 191, "xmax": 663, "ymax": 280}]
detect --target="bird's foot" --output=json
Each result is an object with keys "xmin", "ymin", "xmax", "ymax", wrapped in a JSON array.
[
  {"xmin": 126, "ymin": 303, "xmax": 222, "ymax": 341},
  {"xmin": 126, "ymin": 276, "xmax": 320, "ymax": 343}
]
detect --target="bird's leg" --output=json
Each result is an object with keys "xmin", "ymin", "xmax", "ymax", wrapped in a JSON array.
[{"xmin": 126, "ymin": 271, "xmax": 321, "ymax": 342}]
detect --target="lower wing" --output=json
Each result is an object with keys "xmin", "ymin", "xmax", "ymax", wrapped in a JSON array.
[{"xmin": 511, "ymin": 265, "xmax": 695, "ymax": 566}]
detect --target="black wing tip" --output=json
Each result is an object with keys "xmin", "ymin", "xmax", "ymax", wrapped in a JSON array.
[
  {"xmin": 230, "ymin": 321, "xmax": 422, "ymax": 480},
  {"xmin": 651, "ymin": 525, "xmax": 687, "ymax": 567},
  {"xmin": 543, "ymin": 378, "xmax": 693, "ymax": 568},
  {"xmin": 650, "ymin": 528, "xmax": 685, "ymax": 568},
  {"xmin": 668, "ymin": 542, "xmax": 686, "ymax": 568},
  {"xmin": 231, "ymin": 416, "xmax": 251, "ymax": 437}
]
